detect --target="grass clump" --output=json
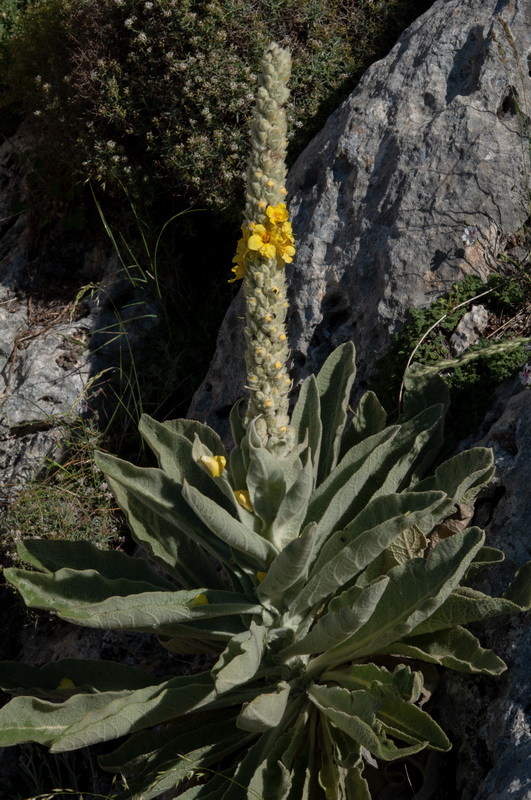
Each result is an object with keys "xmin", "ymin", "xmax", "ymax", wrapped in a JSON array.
[{"xmin": 1, "ymin": 422, "xmax": 124, "ymax": 570}]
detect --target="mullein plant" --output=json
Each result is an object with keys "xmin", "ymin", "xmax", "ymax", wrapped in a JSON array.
[{"xmin": 0, "ymin": 42, "xmax": 530, "ymax": 800}]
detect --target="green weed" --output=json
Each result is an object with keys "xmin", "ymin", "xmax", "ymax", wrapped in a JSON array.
[{"xmin": 372, "ymin": 261, "xmax": 531, "ymax": 440}]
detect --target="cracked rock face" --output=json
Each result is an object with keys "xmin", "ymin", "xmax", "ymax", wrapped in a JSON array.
[
  {"xmin": 189, "ymin": 0, "xmax": 531, "ymax": 441},
  {"xmin": 0, "ymin": 128, "xmax": 159, "ymax": 503},
  {"xmin": 437, "ymin": 384, "xmax": 531, "ymax": 800}
]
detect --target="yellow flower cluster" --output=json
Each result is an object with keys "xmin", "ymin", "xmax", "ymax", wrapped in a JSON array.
[{"xmin": 230, "ymin": 202, "xmax": 295, "ymax": 282}]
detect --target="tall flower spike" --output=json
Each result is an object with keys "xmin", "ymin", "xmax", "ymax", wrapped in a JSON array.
[{"xmin": 231, "ymin": 42, "xmax": 295, "ymax": 451}]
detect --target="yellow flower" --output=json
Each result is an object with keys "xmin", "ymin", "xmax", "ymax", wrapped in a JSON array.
[
  {"xmin": 189, "ymin": 593, "xmax": 209, "ymax": 606},
  {"xmin": 199, "ymin": 455, "xmax": 226, "ymax": 477},
  {"xmin": 265, "ymin": 202, "xmax": 289, "ymax": 225},
  {"xmin": 270, "ymin": 220, "xmax": 295, "ymax": 263},
  {"xmin": 57, "ymin": 678, "xmax": 75, "ymax": 689},
  {"xmin": 230, "ymin": 224, "xmax": 250, "ymax": 282},
  {"xmin": 235, "ymin": 490, "xmax": 254, "ymax": 512},
  {"xmin": 248, "ymin": 224, "xmax": 277, "ymax": 259},
  {"xmin": 255, "ymin": 571, "xmax": 268, "ymax": 583}
]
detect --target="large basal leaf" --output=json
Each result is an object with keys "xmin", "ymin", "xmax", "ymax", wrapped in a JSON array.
[
  {"xmin": 96, "ymin": 452, "xmax": 234, "ymax": 569},
  {"xmin": 291, "ymin": 491, "xmax": 446, "ymax": 620},
  {"xmin": 51, "ymin": 673, "xmax": 215, "ymax": 751},
  {"xmin": 314, "ymin": 341, "xmax": 356, "ymax": 484},
  {"xmin": 410, "ymin": 446, "xmax": 494, "ymax": 507},
  {"xmin": 321, "ymin": 663, "xmax": 423, "ymax": 704},
  {"xmin": 103, "ymin": 474, "xmax": 224, "ymax": 589},
  {"xmin": 465, "ymin": 546, "xmax": 505, "ymax": 579},
  {"xmin": 139, "ymin": 416, "xmax": 239, "ymax": 521},
  {"xmin": 101, "ymin": 710, "xmax": 253, "ymax": 800},
  {"xmin": 15, "ymin": 539, "xmax": 175, "ymax": 590},
  {"xmin": 0, "ymin": 659, "xmax": 158, "ymax": 696},
  {"xmin": 143, "ymin": 416, "xmax": 228, "ymax": 459},
  {"xmin": 371, "ymin": 403, "xmax": 446, "ymax": 497},
  {"xmin": 4, "ymin": 568, "xmax": 259, "ymax": 633},
  {"xmin": 0, "ymin": 691, "xmax": 133, "ymax": 747},
  {"xmin": 306, "ymin": 403, "xmax": 446, "ymax": 547},
  {"xmin": 246, "ymin": 703, "xmax": 309, "ymax": 800},
  {"xmin": 379, "ymin": 625, "xmax": 507, "ymax": 675},
  {"xmin": 406, "ymin": 584, "xmax": 529, "ymax": 638},
  {"xmin": 375, "ymin": 696, "xmax": 450, "ymax": 752},
  {"xmin": 307, "ymin": 527, "xmax": 485, "ymax": 672},
  {"xmin": 220, "ymin": 726, "xmax": 290, "ymax": 800}
]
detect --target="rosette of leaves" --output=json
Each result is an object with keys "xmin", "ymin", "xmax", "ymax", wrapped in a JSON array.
[{"xmin": 1, "ymin": 343, "xmax": 530, "ymax": 800}]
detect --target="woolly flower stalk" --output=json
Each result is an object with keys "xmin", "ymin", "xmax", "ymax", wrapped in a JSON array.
[{"xmin": 230, "ymin": 42, "xmax": 295, "ymax": 450}]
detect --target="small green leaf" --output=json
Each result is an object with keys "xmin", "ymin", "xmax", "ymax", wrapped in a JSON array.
[
  {"xmin": 384, "ymin": 524, "xmax": 427, "ymax": 568},
  {"xmin": 246, "ymin": 447, "xmax": 287, "ymax": 530},
  {"xmin": 290, "ymin": 374, "xmax": 322, "ymax": 471},
  {"xmin": 309, "ymin": 685, "xmax": 426, "ymax": 762},
  {"xmin": 315, "ymin": 341, "xmax": 356, "ymax": 483},
  {"xmin": 381, "ymin": 625, "xmax": 507, "ymax": 675},
  {"xmin": 257, "ymin": 522, "xmax": 319, "ymax": 609},
  {"xmin": 237, "ymin": 682, "xmax": 291, "ymax": 732},
  {"xmin": 340, "ymin": 389, "xmax": 387, "ymax": 456},
  {"xmin": 213, "ymin": 621, "xmax": 267, "ymax": 694},
  {"xmin": 182, "ymin": 482, "xmax": 277, "ymax": 568}
]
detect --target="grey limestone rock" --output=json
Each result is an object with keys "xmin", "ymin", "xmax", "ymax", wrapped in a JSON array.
[
  {"xmin": 439, "ymin": 385, "xmax": 531, "ymax": 800},
  {"xmin": 189, "ymin": 0, "xmax": 531, "ymax": 442},
  {"xmin": 0, "ymin": 128, "xmax": 159, "ymax": 502}
]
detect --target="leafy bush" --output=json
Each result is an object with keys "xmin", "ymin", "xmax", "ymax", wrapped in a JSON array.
[{"xmin": 1, "ymin": 0, "xmax": 433, "ymax": 218}]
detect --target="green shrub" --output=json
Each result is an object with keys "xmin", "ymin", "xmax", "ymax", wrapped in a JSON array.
[
  {"xmin": 2, "ymin": 0, "xmax": 433, "ymax": 219},
  {"xmin": 372, "ymin": 271, "xmax": 531, "ymax": 438}
]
